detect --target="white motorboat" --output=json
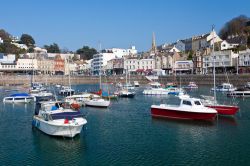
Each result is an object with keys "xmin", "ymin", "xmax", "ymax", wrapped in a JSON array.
[
  {"xmin": 123, "ymin": 83, "xmax": 135, "ymax": 90},
  {"xmin": 59, "ymin": 86, "xmax": 75, "ymax": 96},
  {"xmin": 3, "ymin": 93, "xmax": 34, "ymax": 103},
  {"xmin": 227, "ymin": 87, "xmax": 250, "ymax": 98},
  {"xmin": 85, "ymin": 98, "xmax": 110, "ymax": 108},
  {"xmin": 134, "ymin": 81, "xmax": 140, "ymax": 87},
  {"xmin": 32, "ymin": 101, "xmax": 87, "ymax": 138},
  {"xmin": 183, "ymin": 82, "xmax": 198, "ymax": 89},
  {"xmin": 151, "ymin": 96, "xmax": 217, "ymax": 120},
  {"xmin": 211, "ymin": 83, "xmax": 236, "ymax": 92},
  {"xmin": 65, "ymin": 93, "xmax": 100, "ymax": 106},
  {"xmin": 30, "ymin": 91, "xmax": 54, "ymax": 102},
  {"xmin": 118, "ymin": 89, "xmax": 135, "ymax": 98},
  {"xmin": 143, "ymin": 82, "xmax": 168, "ymax": 95}
]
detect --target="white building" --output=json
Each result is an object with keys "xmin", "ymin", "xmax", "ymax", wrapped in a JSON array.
[
  {"xmin": 174, "ymin": 61, "xmax": 193, "ymax": 73},
  {"xmin": 169, "ymin": 45, "xmax": 180, "ymax": 53},
  {"xmin": 0, "ymin": 54, "xmax": 16, "ymax": 63},
  {"xmin": 47, "ymin": 53, "xmax": 75, "ymax": 60},
  {"xmin": 124, "ymin": 58, "xmax": 155, "ymax": 72},
  {"xmin": 17, "ymin": 58, "xmax": 38, "ymax": 70},
  {"xmin": 34, "ymin": 46, "xmax": 47, "ymax": 53},
  {"xmin": 221, "ymin": 40, "xmax": 239, "ymax": 50},
  {"xmin": 203, "ymin": 50, "xmax": 238, "ymax": 73},
  {"xmin": 92, "ymin": 53, "xmax": 117, "ymax": 75},
  {"xmin": 11, "ymin": 43, "xmax": 28, "ymax": 50},
  {"xmin": 239, "ymin": 49, "xmax": 250, "ymax": 67},
  {"xmin": 0, "ymin": 37, "xmax": 3, "ymax": 44},
  {"xmin": 104, "ymin": 46, "xmax": 137, "ymax": 58},
  {"xmin": 0, "ymin": 58, "xmax": 38, "ymax": 72}
]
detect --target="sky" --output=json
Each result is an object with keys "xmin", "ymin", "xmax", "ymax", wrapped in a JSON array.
[{"xmin": 0, "ymin": 0, "xmax": 250, "ymax": 52}]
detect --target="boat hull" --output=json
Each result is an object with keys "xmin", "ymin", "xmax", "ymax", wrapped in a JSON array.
[
  {"xmin": 206, "ymin": 105, "xmax": 239, "ymax": 115},
  {"xmin": 119, "ymin": 93, "xmax": 135, "ymax": 98},
  {"xmin": 3, "ymin": 97, "xmax": 34, "ymax": 103},
  {"xmin": 32, "ymin": 116, "xmax": 86, "ymax": 137},
  {"xmin": 227, "ymin": 91, "xmax": 250, "ymax": 98},
  {"xmin": 85, "ymin": 100, "xmax": 110, "ymax": 108},
  {"xmin": 151, "ymin": 107, "xmax": 217, "ymax": 120}
]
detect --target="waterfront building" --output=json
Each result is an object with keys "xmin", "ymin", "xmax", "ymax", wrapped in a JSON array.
[
  {"xmin": 106, "ymin": 58, "xmax": 124, "ymax": 75},
  {"xmin": 37, "ymin": 57, "xmax": 55, "ymax": 75},
  {"xmin": 173, "ymin": 60, "xmax": 194, "ymax": 74},
  {"xmin": 238, "ymin": 49, "xmax": 250, "ymax": 73},
  {"xmin": 0, "ymin": 54, "xmax": 15, "ymax": 63},
  {"xmin": 92, "ymin": 53, "xmax": 117, "ymax": 75},
  {"xmin": 124, "ymin": 58, "xmax": 155, "ymax": 74},
  {"xmin": 155, "ymin": 52, "xmax": 181, "ymax": 75},
  {"xmin": 203, "ymin": 50, "xmax": 238, "ymax": 74},
  {"xmin": 192, "ymin": 50, "xmax": 205, "ymax": 74},
  {"xmin": 17, "ymin": 58, "xmax": 38, "ymax": 71},
  {"xmin": 54, "ymin": 54, "xmax": 65, "ymax": 75},
  {"xmin": 221, "ymin": 40, "xmax": 239, "ymax": 50},
  {"xmin": 191, "ymin": 29, "xmax": 222, "ymax": 51}
]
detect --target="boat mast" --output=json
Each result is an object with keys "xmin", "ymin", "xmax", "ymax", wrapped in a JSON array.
[
  {"xmin": 68, "ymin": 57, "xmax": 72, "ymax": 96},
  {"xmin": 212, "ymin": 26, "xmax": 216, "ymax": 104},
  {"xmin": 98, "ymin": 42, "xmax": 102, "ymax": 90}
]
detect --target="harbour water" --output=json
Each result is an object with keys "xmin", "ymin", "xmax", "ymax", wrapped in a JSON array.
[{"xmin": 0, "ymin": 84, "xmax": 250, "ymax": 165}]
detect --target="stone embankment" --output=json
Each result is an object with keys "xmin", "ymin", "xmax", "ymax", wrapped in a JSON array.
[{"xmin": 0, "ymin": 74, "xmax": 250, "ymax": 87}]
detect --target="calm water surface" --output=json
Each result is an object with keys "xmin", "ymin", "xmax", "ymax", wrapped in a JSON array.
[{"xmin": 0, "ymin": 84, "xmax": 250, "ymax": 165}]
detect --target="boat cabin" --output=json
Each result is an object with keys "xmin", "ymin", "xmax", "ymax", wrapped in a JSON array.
[{"xmin": 179, "ymin": 97, "xmax": 203, "ymax": 107}]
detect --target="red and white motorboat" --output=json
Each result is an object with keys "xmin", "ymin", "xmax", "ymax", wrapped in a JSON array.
[
  {"xmin": 151, "ymin": 96, "xmax": 217, "ymax": 120},
  {"xmin": 200, "ymin": 95, "xmax": 239, "ymax": 116}
]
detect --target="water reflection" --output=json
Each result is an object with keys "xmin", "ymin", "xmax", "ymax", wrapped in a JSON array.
[{"xmin": 151, "ymin": 117, "xmax": 215, "ymax": 127}]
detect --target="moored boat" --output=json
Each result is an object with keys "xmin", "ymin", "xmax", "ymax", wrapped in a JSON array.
[
  {"xmin": 118, "ymin": 89, "xmax": 135, "ymax": 98},
  {"xmin": 211, "ymin": 83, "xmax": 236, "ymax": 92},
  {"xmin": 85, "ymin": 98, "xmax": 110, "ymax": 108},
  {"xmin": 32, "ymin": 101, "xmax": 87, "ymax": 138},
  {"xmin": 227, "ymin": 87, "xmax": 250, "ymax": 98},
  {"xmin": 151, "ymin": 96, "xmax": 217, "ymax": 120},
  {"xmin": 183, "ymin": 82, "xmax": 198, "ymax": 89},
  {"xmin": 134, "ymin": 81, "xmax": 140, "ymax": 87},
  {"xmin": 3, "ymin": 93, "xmax": 34, "ymax": 103}
]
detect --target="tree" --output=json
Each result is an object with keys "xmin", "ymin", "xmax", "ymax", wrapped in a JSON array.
[
  {"xmin": 0, "ymin": 43, "xmax": 26, "ymax": 54},
  {"xmin": 187, "ymin": 51, "xmax": 193, "ymax": 60},
  {"xmin": 219, "ymin": 15, "xmax": 250, "ymax": 40},
  {"xmin": 44, "ymin": 43, "xmax": 60, "ymax": 53},
  {"xmin": 248, "ymin": 36, "xmax": 250, "ymax": 48},
  {"xmin": 0, "ymin": 29, "xmax": 11, "ymax": 43},
  {"xmin": 20, "ymin": 34, "xmax": 35, "ymax": 46},
  {"xmin": 76, "ymin": 46, "xmax": 97, "ymax": 60}
]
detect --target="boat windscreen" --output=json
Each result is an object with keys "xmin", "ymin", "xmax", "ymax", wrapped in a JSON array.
[{"xmin": 51, "ymin": 112, "xmax": 83, "ymax": 120}]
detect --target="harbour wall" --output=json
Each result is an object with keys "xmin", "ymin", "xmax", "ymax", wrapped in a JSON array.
[{"xmin": 0, "ymin": 74, "xmax": 250, "ymax": 87}]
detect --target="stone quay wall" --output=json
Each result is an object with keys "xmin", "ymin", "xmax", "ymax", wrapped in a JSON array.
[{"xmin": 0, "ymin": 74, "xmax": 250, "ymax": 87}]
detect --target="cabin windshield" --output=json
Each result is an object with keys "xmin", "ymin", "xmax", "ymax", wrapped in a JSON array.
[
  {"xmin": 194, "ymin": 101, "xmax": 201, "ymax": 105},
  {"xmin": 182, "ymin": 100, "xmax": 192, "ymax": 106}
]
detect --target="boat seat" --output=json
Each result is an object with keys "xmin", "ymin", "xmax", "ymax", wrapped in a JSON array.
[{"xmin": 51, "ymin": 105, "xmax": 58, "ymax": 111}]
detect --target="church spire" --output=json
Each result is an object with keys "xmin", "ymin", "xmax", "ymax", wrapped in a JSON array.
[{"xmin": 151, "ymin": 32, "xmax": 157, "ymax": 55}]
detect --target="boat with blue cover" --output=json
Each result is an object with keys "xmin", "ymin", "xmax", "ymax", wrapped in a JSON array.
[{"xmin": 3, "ymin": 93, "xmax": 34, "ymax": 103}]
